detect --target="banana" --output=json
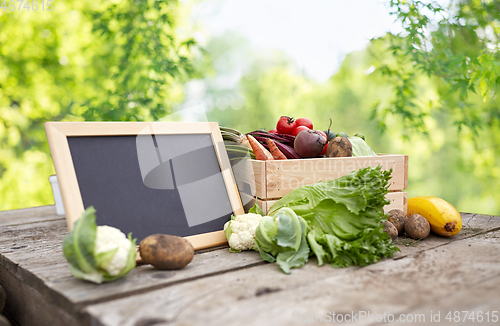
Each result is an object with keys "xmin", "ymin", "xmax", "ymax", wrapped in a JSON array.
[{"xmin": 407, "ymin": 196, "xmax": 462, "ymax": 237}]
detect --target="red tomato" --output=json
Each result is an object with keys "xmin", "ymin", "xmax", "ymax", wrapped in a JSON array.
[
  {"xmin": 269, "ymin": 129, "xmax": 278, "ymax": 134},
  {"xmin": 292, "ymin": 126, "xmax": 310, "ymax": 137},
  {"xmin": 317, "ymin": 130, "xmax": 328, "ymax": 155},
  {"xmin": 316, "ymin": 130, "xmax": 327, "ymax": 141},
  {"xmin": 321, "ymin": 143, "xmax": 328, "ymax": 155},
  {"xmin": 276, "ymin": 116, "xmax": 296, "ymax": 134},
  {"xmin": 295, "ymin": 117, "xmax": 313, "ymax": 130}
]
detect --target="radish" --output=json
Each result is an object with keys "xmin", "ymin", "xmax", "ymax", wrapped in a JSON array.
[{"xmin": 294, "ymin": 130, "xmax": 326, "ymax": 158}]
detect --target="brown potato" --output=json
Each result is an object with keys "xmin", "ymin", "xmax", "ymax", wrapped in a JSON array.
[
  {"xmin": 326, "ymin": 137, "xmax": 352, "ymax": 158},
  {"xmin": 405, "ymin": 214, "xmax": 430, "ymax": 240},
  {"xmin": 388, "ymin": 209, "xmax": 406, "ymax": 235},
  {"xmin": 139, "ymin": 234, "xmax": 194, "ymax": 270},
  {"xmin": 383, "ymin": 220, "xmax": 398, "ymax": 241}
]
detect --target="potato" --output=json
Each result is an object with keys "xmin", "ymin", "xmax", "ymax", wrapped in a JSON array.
[
  {"xmin": 405, "ymin": 214, "xmax": 430, "ymax": 240},
  {"xmin": 326, "ymin": 137, "xmax": 352, "ymax": 158},
  {"xmin": 383, "ymin": 220, "xmax": 398, "ymax": 241},
  {"xmin": 139, "ymin": 234, "xmax": 194, "ymax": 270},
  {"xmin": 388, "ymin": 209, "xmax": 406, "ymax": 235}
]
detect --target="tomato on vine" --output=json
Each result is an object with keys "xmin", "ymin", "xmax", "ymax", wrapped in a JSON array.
[
  {"xmin": 276, "ymin": 116, "xmax": 296, "ymax": 135},
  {"xmin": 295, "ymin": 117, "xmax": 313, "ymax": 130},
  {"xmin": 292, "ymin": 126, "xmax": 310, "ymax": 137}
]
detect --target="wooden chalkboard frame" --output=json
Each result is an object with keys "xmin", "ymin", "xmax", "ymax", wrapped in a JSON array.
[{"xmin": 45, "ymin": 121, "xmax": 244, "ymax": 250}]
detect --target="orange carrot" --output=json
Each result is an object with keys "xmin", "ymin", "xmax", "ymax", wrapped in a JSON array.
[
  {"xmin": 266, "ymin": 138, "xmax": 287, "ymax": 160},
  {"xmin": 247, "ymin": 135, "xmax": 273, "ymax": 160}
]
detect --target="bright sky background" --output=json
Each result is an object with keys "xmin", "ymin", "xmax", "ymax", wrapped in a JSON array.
[{"xmin": 192, "ymin": 0, "xmax": 402, "ymax": 82}]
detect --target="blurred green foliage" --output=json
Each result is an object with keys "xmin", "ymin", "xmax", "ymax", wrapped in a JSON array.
[
  {"xmin": 0, "ymin": 0, "xmax": 498, "ymax": 215},
  {"xmin": 205, "ymin": 1, "xmax": 500, "ymax": 215},
  {"xmin": 374, "ymin": 0, "xmax": 500, "ymax": 135},
  {"xmin": 0, "ymin": 0, "xmax": 199, "ymax": 210}
]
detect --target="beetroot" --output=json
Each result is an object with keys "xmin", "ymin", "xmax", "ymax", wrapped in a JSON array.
[{"xmin": 294, "ymin": 130, "xmax": 326, "ymax": 158}]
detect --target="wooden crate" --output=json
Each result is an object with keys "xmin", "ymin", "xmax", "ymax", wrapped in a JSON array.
[{"xmin": 241, "ymin": 154, "xmax": 408, "ymax": 214}]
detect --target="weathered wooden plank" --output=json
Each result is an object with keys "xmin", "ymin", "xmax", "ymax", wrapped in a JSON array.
[
  {"xmin": 1, "ymin": 227, "xmax": 264, "ymax": 303},
  {"xmin": 0, "ymin": 205, "xmax": 62, "ymax": 227},
  {"xmin": 1, "ymin": 206, "xmax": 498, "ymax": 326},
  {"xmin": 47, "ymin": 249, "xmax": 265, "ymax": 307},
  {"xmin": 0, "ymin": 263, "xmax": 81, "ymax": 326},
  {"xmin": 84, "ymin": 229, "xmax": 500, "ymax": 326},
  {"xmin": 393, "ymin": 213, "xmax": 500, "ymax": 258},
  {"xmin": 392, "ymin": 275, "xmax": 500, "ymax": 326},
  {"xmin": 0, "ymin": 210, "xmax": 265, "ymax": 325}
]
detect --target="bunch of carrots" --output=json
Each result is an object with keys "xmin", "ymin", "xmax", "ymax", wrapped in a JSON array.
[
  {"xmin": 245, "ymin": 131, "xmax": 300, "ymax": 161},
  {"xmin": 247, "ymin": 135, "xmax": 285, "ymax": 160}
]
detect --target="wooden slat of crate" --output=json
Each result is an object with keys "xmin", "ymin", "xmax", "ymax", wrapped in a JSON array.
[
  {"xmin": 251, "ymin": 155, "xmax": 408, "ymax": 200},
  {"xmin": 256, "ymin": 191, "xmax": 407, "ymax": 215}
]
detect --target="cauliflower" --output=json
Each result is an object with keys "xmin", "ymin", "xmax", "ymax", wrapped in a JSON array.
[
  {"xmin": 95, "ymin": 225, "xmax": 132, "ymax": 276},
  {"xmin": 63, "ymin": 206, "xmax": 137, "ymax": 284},
  {"xmin": 224, "ymin": 213, "xmax": 263, "ymax": 251}
]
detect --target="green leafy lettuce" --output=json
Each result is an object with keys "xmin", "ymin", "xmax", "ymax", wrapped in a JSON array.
[
  {"xmin": 62, "ymin": 206, "xmax": 137, "ymax": 284},
  {"xmin": 255, "ymin": 207, "xmax": 309, "ymax": 274},
  {"xmin": 349, "ymin": 136, "xmax": 378, "ymax": 157},
  {"xmin": 268, "ymin": 166, "xmax": 399, "ymax": 268}
]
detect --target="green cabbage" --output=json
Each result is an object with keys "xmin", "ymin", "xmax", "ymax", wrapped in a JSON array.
[
  {"xmin": 62, "ymin": 206, "xmax": 137, "ymax": 284},
  {"xmin": 255, "ymin": 207, "xmax": 309, "ymax": 274},
  {"xmin": 268, "ymin": 166, "xmax": 399, "ymax": 268},
  {"xmin": 349, "ymin": 136, "xmax": 377, "ymax": 157}
]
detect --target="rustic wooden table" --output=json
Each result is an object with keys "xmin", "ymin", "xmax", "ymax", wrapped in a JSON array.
[{"xmin": 1, "ymin": 206, "xmax": 499, "ymax": 326}]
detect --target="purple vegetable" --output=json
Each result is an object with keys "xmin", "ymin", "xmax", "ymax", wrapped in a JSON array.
[
  {"xmin": 273, "ymin": 141, "xmax": 301, "ymax": 159},
  {"xmin": 294, "ymin": 130, "xmax": 326, "ymax": 158},
  {"xmin": 275, "ymin": 133, "xmax": 296, "ymax": 142},
  {"xmin": 247, "ymin": 131, "xmax": 292, "ymax": 144},
  {"xmin": 253, "ymin": 136, "xmax": 300, "ymax": 159}
]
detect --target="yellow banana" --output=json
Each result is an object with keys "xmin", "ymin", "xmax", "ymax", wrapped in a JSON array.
[{"xmin": 407, "ymin": 196, "xmax": 462, "ymax": 237}]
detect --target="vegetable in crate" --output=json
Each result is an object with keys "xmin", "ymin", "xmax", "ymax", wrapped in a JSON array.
[
  {"xmin": 220, "ymin": 126, "xmax": 255, "ymax": 163},
  {"xmin": 62, "ymin": 206, "xmax": 137, "ymax": 284},
  {"xmin": 294, "ymin": 117, "xmax": 313, "ymax": 130},
  {"xmin": 349, "ymin": 136, "xmax": 377, "ymax": 157},
  {"xmin": 325, "ymin": 130, "xmax": 336, "ymax": 141},
  {"xmin": 276, "ymin": 116, "xmax": 296, "ymax": 134},
  {"xmin": 247, "ymin": 134, "xmax": 273, "ymax": 160},
  {"xmin": 292, "ymin": 125, "xmax": 309, "ymax": 137},
  {"xmin": 266, "ymin": 138, "xmax": 287, "ymax": 160},
  {"xmin": 294, "ymin": 129, "xmax": 326, "ymax": 158},
  {"xmin": 268, "ymin": 166, "xmax": 399, "ymax": 268},
  {"xmin": 326, "ymin": 136, "xmax": 352, "ymax": 157},
  {"xmin": 247, "ymin": 131, "xmax": 300, "ymax": 159}
]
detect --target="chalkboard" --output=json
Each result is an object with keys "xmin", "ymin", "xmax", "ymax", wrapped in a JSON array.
[{"xmin": 45, "ymin": 122, "xmax": 244, "ymax": 249}]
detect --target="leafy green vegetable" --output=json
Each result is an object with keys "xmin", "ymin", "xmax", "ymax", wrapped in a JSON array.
[
  {"xmin": 62, "ymin": 206, "xmax": 137, "ymax": 284},
  {"xmin": 248, "ymin": 203, "xmax": 265, "ymax": 216},
  {"xmin": 255, "ymin": 207, "xmax": 309, "ymax": 274},
  {"xmin": 349, "ymin": 136, "xmax": 377, "ymax": 157},
  {"xmin": 223, "ymin": 215, "xmax": 241, "ymax": 253},
  {"xmin": 268, "ymin": 166, "xmax": 399, "ymax": 268}
]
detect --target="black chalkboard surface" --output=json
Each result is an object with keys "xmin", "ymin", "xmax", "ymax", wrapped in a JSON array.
[{"xmin": 45, "ymin": 122, "xmax": 244, "ymax": 249}]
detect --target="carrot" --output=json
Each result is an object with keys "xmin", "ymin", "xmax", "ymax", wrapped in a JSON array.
[
  {"xmin": 247, "ymin": 135, "xmax": 273, "ymax": 160},
  {"xmin": 266, "ymin": 138, "xmax": 287, "ymax": 160}
]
